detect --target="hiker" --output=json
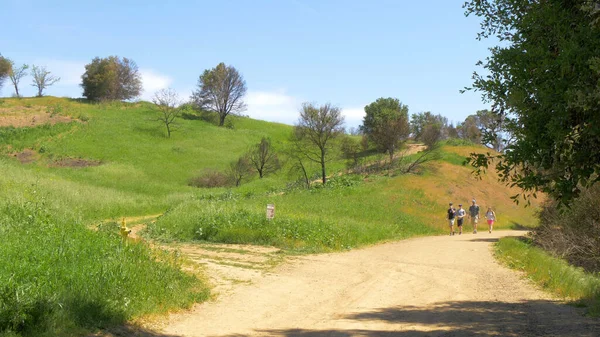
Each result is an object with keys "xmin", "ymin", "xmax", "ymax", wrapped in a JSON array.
[
  {"xmin": 447, "ymin": 203, "xmax": 456, "ymax": 236},
  {"xmin": 456, "ymin": 204, "xmax": 466, "ymax": 235},
  {"xmin": 485, "ymin": 207, "xmax": 496, "ymax": 233},
  {"xmin": 469, "ymin": 199, "xmax": 480, "ymax": 234}
]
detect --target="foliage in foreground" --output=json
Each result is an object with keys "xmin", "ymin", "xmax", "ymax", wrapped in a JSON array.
[
  {"xmin": 495, "ymin": 237, "xmax": 600, "ymax": 315},
  {"xmin": 464, "ymin": 0, "xmax": 600, "ymax": 204},
  {"xmin": 0, "ymin": 197, "xmax": 208, "ymax": 337}
]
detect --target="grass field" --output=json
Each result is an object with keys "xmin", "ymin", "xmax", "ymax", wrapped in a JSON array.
[
  {"xmin": 495, "ymin": 237, "xmax": 600, "ymax": 315},
  {"xmin": 0, "ymin": 97, "xmax": 541, "ymax": 336}
]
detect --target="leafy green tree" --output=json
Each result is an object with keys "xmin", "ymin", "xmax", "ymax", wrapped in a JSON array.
[
  {"xmin": 8, "ymin": 61, "xmax": 29, "ymax": 98},
  {"xmin": 410, "ymin": 111, "xmax": 448, "ymax": 141},
  {"xmin": 458, "ymin": 115, "xmax": 481, "ymax": 144},
  {"xmin": 191, "ymin": 62, "xmax": 247, "ymax": 126},
  {"xmin": 464, "ymin": 0, "xmax": 600, "ymax": 203},
  {"xmin": 248, "ymin": 137, "xmax": 280, "ymax": 178},
  {"xmin": 361, "ymin": 97, "xmax": 410, "ymax": 166},
  {"xmin": 0, "ymin": 54, "xmax": 12, "ymax": 93},
  {"xmin": 81, "ymin": 56, "xmax": 142, "ymax": 101},
  {"xmin": 294, "ymin": 102, "xmax": 345, "ymax": 185},
  {"xmin": 31, "ymin": 65, "xmax": 60, "ymax": 97}
]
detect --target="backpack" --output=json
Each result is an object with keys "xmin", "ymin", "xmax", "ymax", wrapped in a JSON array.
[{"xmin": 447, "ymin": 208, "xmax": 455, "ymax": 219}]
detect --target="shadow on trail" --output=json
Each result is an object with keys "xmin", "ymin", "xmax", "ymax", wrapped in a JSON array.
[
  {"xmin": 468, "ymin": 237, "xmax": 499, "ymax": 243},
  {"xmin": 510, "ymin": 221, "xmax": 536, "ymax": 231},
  {"xmin": 220, "ymin": 300, "xmax": 599, "ymax": 337},
  {"xmin": 97, "ymin": 325, "xmax": 183, "ymax": 337}
]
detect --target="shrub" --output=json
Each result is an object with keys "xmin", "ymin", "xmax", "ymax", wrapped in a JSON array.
[
  {"xmin": 188, "ymin": 169, "xmax": 232, "ymax": 188},
  {"xmin": 533, "ymin": 183, "xmax": 600, "ymax": 273},
  {"xmin": 45, "ymin": 103, "xmax": 63, "ymax": 116},
  {"xmin": 444, "ymin": 138, "xmax": 475, "ymax": 147}
]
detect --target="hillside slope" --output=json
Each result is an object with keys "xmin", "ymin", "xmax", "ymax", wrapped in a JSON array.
[{"xmin": 0, "ymin": 97, "xmax": 540, "ymax": 229}]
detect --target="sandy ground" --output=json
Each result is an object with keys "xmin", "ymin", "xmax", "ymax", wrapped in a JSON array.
[{"xmin": 138, "ymin": 230, "xmax": 599, "ymax": 337}]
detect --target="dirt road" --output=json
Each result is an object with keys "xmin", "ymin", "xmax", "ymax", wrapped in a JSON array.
[{"xmin": 156, "ymin": 231, "xmax": 599, "ymax": 337}]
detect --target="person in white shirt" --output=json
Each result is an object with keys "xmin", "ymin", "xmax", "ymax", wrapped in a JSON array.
[
  {"xmin": 485, "ymin": 207, "xmax": 497, "ymax": 233},
  {"xmin": 456, "ymin": 204, "xmax": 466, "ymax": 235}
]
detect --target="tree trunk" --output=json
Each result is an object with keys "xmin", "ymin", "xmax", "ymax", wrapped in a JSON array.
[
  {"xmin": 219, "ymin": 113, "xmax": 226, "ymax": 126},
  {"xmin": 321, "ymin": 150, "xmax": 327, "ymax": 185},
  {"xmin": 13, "ymin": 84, "xmax": 19, "ymax": 98}
]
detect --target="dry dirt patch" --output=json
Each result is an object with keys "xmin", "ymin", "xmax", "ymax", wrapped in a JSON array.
[
  {"xmin": 0, "ymin": 106, "xmax": 74, "ymax": 127},
  {"xmin": 51, "ymin": 157, "xmax": 102, "ymax": 168},
  {"xmin": 12, "ymin": 149, "xmax": 39, "ymax": 164}
]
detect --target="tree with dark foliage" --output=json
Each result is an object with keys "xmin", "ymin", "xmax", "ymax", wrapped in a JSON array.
[
  {"xmin": 463, "ymin": 0, "xmax": 600, "ymax": 204},
  {"xmin": 81, "ymin": 56, "xmax": 142, "ymax": 101}
]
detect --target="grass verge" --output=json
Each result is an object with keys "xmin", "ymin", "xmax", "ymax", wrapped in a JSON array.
[
  {"xmin": 0, "ymin": 196, "xmax": 209, "ymax": 337},
  {"xmin": 495, "ymin": 237, "xmax": 600, "ymax": 315}
]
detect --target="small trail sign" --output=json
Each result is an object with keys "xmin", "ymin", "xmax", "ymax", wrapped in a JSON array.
[{"xmin": 266, "ymin": 204, "xmax": 275, "ymax": 220}]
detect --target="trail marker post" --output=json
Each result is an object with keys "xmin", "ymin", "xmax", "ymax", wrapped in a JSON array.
[{"xmin": 266, "ymin": 204, "xmax": 275, "ymax": 220}]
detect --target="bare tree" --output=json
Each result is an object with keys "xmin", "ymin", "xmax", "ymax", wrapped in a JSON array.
[
  {"xmin": 287, "ymin": 134, "xmax": 313, "ymax": 189},
  {"xmin": 229, "ymin": 156, "xmax": 254, "ymax": 187},
  {"xmin": 152, "ymin": 88, "xmax": 181, "ymax": 138},
  {"xmin": 248, "ymin": 137, "xmax": 280, "ymax": 178},
  {"xmin": 31, "ymin": 65, "xmax": 60, "ymax": 97},
  {"xmin": 8, "ymin": 61, "xmax": 28, "ymax": 98},
  {"xmin": 191, "ymin": 62, "xmax": 247, "ymax": 127},
  {"xmin": 294, "ymin": 102, "xmax": 345, "ymax": 185}
]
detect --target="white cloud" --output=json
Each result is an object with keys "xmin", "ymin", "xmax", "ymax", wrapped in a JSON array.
[
  {"xmin": 245, "ymin": 90, "xmax": 300, "ymax": 125},
  {"xmin": 140, "ymin": 69, "xmax": 173, "ymax": 100},
  {"xmin": 341, "ymin": 106, "xmax": 365, "ymax": 129}
]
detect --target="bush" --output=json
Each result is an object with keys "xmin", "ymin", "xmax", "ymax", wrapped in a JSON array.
[
  {"xmin": 188, "ymin": 169, "xmax": 232, "ymax": 188},
  {"xmin": 533, "ymin": 183, "xmax": 600, "ymax": 273},
  {"xmin": 444, "ymin": 138, "xmax": 475, "ymax": 147}
]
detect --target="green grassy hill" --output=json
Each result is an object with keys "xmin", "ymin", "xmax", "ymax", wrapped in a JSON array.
[{"xmin": 0, "ymin": 97, "xmax": 541, "ymax": 336}]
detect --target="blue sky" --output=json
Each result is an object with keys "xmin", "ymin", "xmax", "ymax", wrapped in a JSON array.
[{"xmin": 1, "ymin": 0, "xmax": 495, "ymax": 128}]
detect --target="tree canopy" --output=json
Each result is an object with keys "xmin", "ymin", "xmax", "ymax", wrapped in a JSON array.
[
  {"xmin": 361, "ymin": 97, "xmax": 410, "ymax": 164},
  {"xmin": 81, "ymin": 56, "xmax": 142, "ymax": 101},
  {"xmin": 191, "ymin": 62, "xmax": 247, "ymax": 126},
  {"xmin": 464, "ymin": 0, "xmax": 600, "ymax": 204}
]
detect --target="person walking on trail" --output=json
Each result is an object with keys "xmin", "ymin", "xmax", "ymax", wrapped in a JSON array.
[
  {"xmin": 456, "ymin": 204, "xmax": 466, "ymax": 235},
  {"xmin": 447, "ymin": 203, "xmax": 456, "ymax": 236},
  {"xmin": 469, "ymin": 199, "xmax": 480, "ymax": 234},
  {"xmin": 485, "ymin": 207, "xmax": 497, "ymax": 233}
]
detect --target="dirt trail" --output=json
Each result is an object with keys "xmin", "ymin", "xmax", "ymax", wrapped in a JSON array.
[{"xmin": 147, "ymin": 230, "xmax": 599, "ymax": 337}]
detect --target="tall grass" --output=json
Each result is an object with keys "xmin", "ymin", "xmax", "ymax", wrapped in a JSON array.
[
  {"xmin": 0, "ymin": 194, "xmax": 208, "ymax": 337},
  {"xmin": 495, "ymin": 237, "xmax": 600, "ymax": 315},
  {"xmin": 147, "ymin": 175, "xmax": 440, "ymax": 252}
]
